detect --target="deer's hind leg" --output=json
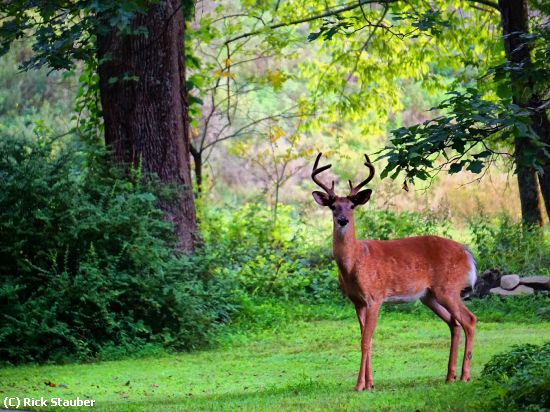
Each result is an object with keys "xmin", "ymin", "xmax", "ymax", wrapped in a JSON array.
[
  {"xmin": 431, "ymin": 291, "xmax": 477, "ymax": 382},
  {"xmin": 421, "ymin": 291, "xmax": 461, "ymax": 382}
]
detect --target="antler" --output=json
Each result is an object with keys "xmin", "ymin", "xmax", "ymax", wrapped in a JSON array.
[
  {"xmin": 348, "ymin": 154, "xmax": 375, "ymax": 196},
  {"xmin": 311, "ymin": 153, "xmax": 336, "ymax": 198}
]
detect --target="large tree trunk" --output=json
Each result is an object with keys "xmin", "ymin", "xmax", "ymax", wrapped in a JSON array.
[
  {"xmin": 530, "ymin": 97, "xmax": 550, "ymax": 220},
  {"xmin": 97, "ymin": 0, "xmax": 198, "ymax": 251},
  {"xmin": 498, "ymin": 0, "xmax": 545, "ymax": 226}
]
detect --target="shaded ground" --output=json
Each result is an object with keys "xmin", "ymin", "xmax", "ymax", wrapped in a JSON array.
[{"xmin": 1, "ymin": 309, "xmax": 549, "ymax": 411}]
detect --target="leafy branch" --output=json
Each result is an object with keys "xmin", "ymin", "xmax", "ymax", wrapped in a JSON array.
[
  {"xmin": 377, "ymin": 89, "xmax": 545, "ymax": 185},
  {"xmin": 223, "ymin": 0, "xmax": 400, "ymax": 45},
  {"xmin": 223, "ymin": 0, "xmax": 499, "ymax": 46}
]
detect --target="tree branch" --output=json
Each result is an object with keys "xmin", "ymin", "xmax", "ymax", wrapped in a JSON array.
[
  {"xmin": 224, "ymin": 0, "xmax": 399, "ymax": 45},
  {"xmin": 202, "ymin": 110, "xmax": 304, "ymax": 151},
  {"xmin": 466, "ymin": 0, "xmax": 499, "ymax": 11},
  {"xmin": 223, "ymin": 0, "xmax": 499, "ymax": 46}
]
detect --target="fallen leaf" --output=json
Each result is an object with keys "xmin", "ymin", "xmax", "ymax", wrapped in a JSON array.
[{"xmin": 44, "ymin": 381, "xmax": 56, "ymax": 387}]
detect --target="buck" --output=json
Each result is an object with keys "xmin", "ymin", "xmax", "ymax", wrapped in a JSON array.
[{"xmin": 311, "ymin": 153, "xmax": 477, "ymax": 391}]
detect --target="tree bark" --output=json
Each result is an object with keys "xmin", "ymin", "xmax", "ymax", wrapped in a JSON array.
[
  {"xmin": 189, "ymin": 144, "xmax": 202, "ymax": 194},
  {"xmin": 530, "ymin": 97, "xmax": 550, "ymax": 220},
  {"xmin": 514, "ymin": 138, "xmax": 544, "ymax": 226},
  {"xmin": 97, "ymin": 0, "xmax": 198, "ymax": 251},
  {"xmin": 498, "ymin": 0, "xmax": 545, "ymax": 226}
]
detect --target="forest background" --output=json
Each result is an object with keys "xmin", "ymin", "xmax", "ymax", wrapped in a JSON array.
[{"xmin": 0, "ymin": 0, "xmax": 549, "ymax": 410}]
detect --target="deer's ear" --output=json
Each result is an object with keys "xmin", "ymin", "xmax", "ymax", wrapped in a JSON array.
[
  {"xmin": 349, "ymin": 189, "xmax": 372, "ymax": 206},
  {"xmin": 312, "ymin": 191, "xmax": 334, "ymax": 207}
]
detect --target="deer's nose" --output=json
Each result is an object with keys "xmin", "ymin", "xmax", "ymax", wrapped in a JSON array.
[{"xmin": 337, "ymin": 217, "xmax": 349, "ymax": 227}]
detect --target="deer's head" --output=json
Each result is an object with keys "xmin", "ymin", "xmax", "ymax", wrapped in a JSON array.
[{"xmin": 311, "ymin": 153, "xmax": 374, "ymax": 228}]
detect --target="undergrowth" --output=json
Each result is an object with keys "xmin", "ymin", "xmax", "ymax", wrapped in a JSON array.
[
  {"xmin": 0, "ymin": 136, "xmax": 237, "ymax": 363},
  {"xmin": 470, "ymin": 217, "xmax": 550, "ymax": 275},
  {"xmin": 2, "ymin": 134, "xmax": 549, "ymax": 364},
  {"xmin": 478, "ymin": 342, "xmax": 550, "ymax": 411}
]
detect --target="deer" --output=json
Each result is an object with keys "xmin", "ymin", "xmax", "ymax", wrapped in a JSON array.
[{"xmin": 311, "ymin": 153, "xmax": 477, "ymax": 391}]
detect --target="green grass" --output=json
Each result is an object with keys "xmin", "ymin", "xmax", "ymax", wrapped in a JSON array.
[{"xmin": 1, "ymin": 301, "xmax": 550, "ymax": 411}]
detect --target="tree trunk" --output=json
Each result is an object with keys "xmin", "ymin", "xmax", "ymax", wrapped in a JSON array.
[
  {"xmin": 97, "ymin": 0, "xmax": 198, "ymax": 251},
  {"xmin": 190, "ymin": 144, "xmax": 203, "ymax": 194},
  {"xmin": 515, "ymin": 139, "xmax": 544, "ymax": 226},
  {"xmin": 498, "ymin": 0, "xmax": 545, "ymax": 226},
  {"xmin": 530, "ymin": 97, "xmax": 550, "ymax": 220}
]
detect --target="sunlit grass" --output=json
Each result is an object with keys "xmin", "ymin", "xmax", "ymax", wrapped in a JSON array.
[{"xmin": 2, "ymin": 303, "xmax": 549, "ymax": 411}]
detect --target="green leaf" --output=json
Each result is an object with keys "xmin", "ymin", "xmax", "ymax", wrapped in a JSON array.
[
  {"xmin": 466, "ymin": 160, "xmax": 484, "ymax": 174},
  {"xmin": 449, "ymin": 163, "xmax": 463, "ymax": 174},
  {"xmin": 307, "ymin": 31, "xmax": 322, "ymax": 42}
]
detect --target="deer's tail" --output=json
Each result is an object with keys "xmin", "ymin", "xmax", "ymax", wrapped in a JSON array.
[{"xmin": 464, "ymin": 246, "xmax": 477, "ymax": 289}]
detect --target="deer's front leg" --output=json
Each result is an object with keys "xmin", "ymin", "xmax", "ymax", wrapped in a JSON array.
[{"xmin": 355, "ymin": 301, "xmax": 381, "ymax": 391}]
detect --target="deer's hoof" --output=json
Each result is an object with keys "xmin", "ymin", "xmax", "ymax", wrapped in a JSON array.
[
  {"xmin": 445, "ymin": 375, "xmax": 456, "ymax": 383},
  {"xmin": 355, "ymin": 381, "xmax": 374, "ymax": 391}
]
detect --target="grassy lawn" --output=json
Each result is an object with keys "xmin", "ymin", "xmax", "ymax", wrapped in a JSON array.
[{"xmin": 1, "ymin": 302, "xmax": 550, "ymax": 411}]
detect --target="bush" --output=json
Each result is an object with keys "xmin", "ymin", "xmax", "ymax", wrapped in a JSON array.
[
  {"xmin": 479, "ymin": 342, "xmax": 550, "ymax": 411},
  {"xmin": 0, "ymin": 135, "xmax": 237, "ymax": 363},
  {"xmin": 200, "ymin": 202, "xmax": 339, "ymax": 302},
  {"xmin": 355, "ymin": 208, "xmax": 449, "ymax": 240},
  {"xmin": 469, "ymin": 217, "xmax": 550, "ymax": 275}
]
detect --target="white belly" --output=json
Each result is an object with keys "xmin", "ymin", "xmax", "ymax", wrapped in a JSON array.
[{"xmin": 384, "ymin": 288, "xmax": 427, "ymax": 304}]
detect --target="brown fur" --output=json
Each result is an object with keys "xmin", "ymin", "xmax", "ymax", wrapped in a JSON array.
[{"xmin": 317, "ymin": 195, "xmax": 477, "ymax": 391}]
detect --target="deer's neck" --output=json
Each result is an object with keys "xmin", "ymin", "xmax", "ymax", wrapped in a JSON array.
[{"xmin": 332, "ymin": 219, "xmax": 360, "ymax": 275}]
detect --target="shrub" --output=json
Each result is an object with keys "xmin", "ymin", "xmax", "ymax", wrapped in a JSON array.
[
  {"xmin": 0, "ymin": 135, "xmax": 237, "ymax": 363},
  {"xmin": 479, "ymin": 342, "xmax": 550, "ymax": 411},
  {"xmin": 355, "ymin": 208, "xmax": 449, "ymax": 240},
  {"xmin": 199, "ymin": 202, "xmax": 339, "ymax": 302},
  {"xmin": 469, "ymin": 217, "xmax": 550, "ymax": 275}
]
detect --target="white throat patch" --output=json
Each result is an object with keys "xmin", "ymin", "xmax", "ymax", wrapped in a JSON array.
[{"xmin": 335, "ymin": 224, "xmax": 350, "ymax": 236}]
